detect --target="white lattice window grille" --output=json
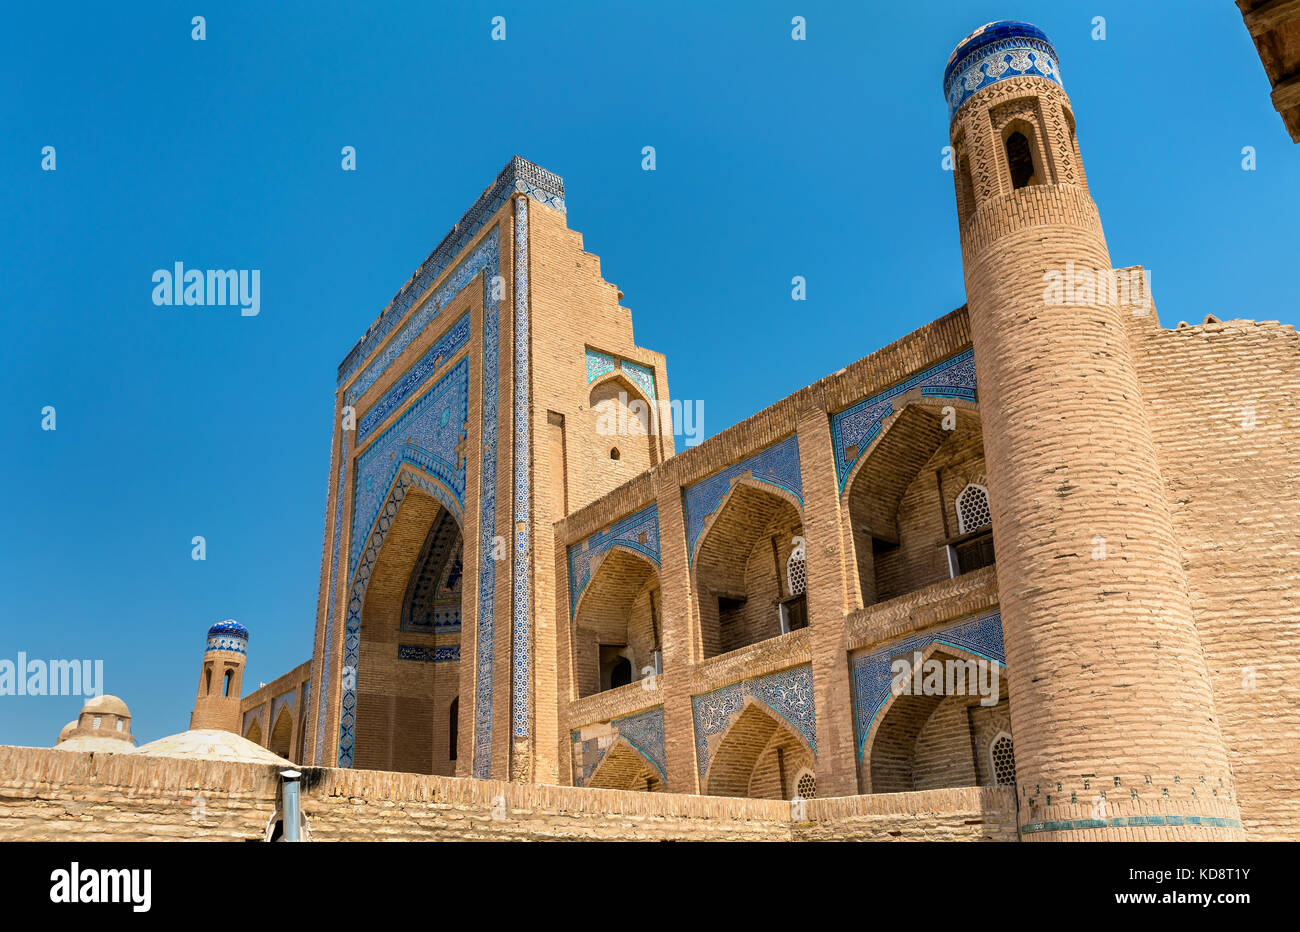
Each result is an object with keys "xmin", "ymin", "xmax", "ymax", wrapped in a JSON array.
[
  {"xmin": 990, "ymin": 731, "xmax": 1016, "ymax": 786},
  {"xmin": 956, "ymin": 483, "xmax": 992, "ymax": 534},
  {"xmin": 786, "ymin": 550, "xmax": 806, "ymax": 596},
  {"xmin": 795, "ymin": 769, "xmax": 817, "ymax": 800},
  {"xmin": 92, "ymin": 716, "xmax": 101, "ymax": 729}
]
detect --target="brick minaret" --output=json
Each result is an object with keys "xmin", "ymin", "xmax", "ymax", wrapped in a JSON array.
[
  {"xmin": 945, "ymin": 22, "xmax": 1242, "ymax": 839},
  {"xmin": 189, "ymin": 620, "xmax": 249, "ymax": 733}
]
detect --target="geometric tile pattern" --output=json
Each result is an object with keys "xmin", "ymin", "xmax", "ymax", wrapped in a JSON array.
[
  {"xmin": 567, "ymin": 504, "xmax": 661, "ymax": 617},
  {"xmin": 320, "ymin": 157, "xmax": 566, "ymax": 771},
  {"xmin": 571, "ymin": 705, "xmax": 667, "ymax": 787},
  {"xmin": 471, "ymin": 225, "xmax": 504, "ymax": 779},
  {"xmin": 356, "ymin": 312, "xmax": 471, "ymax": 443},
  {"xmin": 943, "ymin": 21, "xmax": 1061, "ymax": 122},
  {"xmin": 692, "ymin": 664, "xmax": 817, "ymax": 782},
  {"xmin": 684, "ymin": 434, "xmax": 803, "ymax": 563},
  {"xmin": 336, "ymin": 466, "xmax": 468, "ymax": 768},
  {"xmin": 349, "ymin": 358, "xmax": 469, "ymax": 580},
  {"xmin": 848, "ymin": 610, "xmax": 1005, "ymax": 762},
  {"xmin": 584, "ymin": 349, "xmax": 656, "ymax": 400},
  {"xmin": 830, "ymin": 348, "xmax": 977, "ymax": 494},
  {"xmin": 337, "ymin": 156, "xmax": 564, "ymax": 386},
  {"xmin": 313, "ymin": 442, "xmax": 348, "ymax": 764},
  {"xmin": 511, "ymin": 197, "xmax": 533, "ymax": 742}
]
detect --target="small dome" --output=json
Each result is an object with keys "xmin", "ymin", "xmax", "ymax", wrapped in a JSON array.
[
  {"xmin": 136, "ymin": 729, "xmax": 292, "ymax": 766},
  {"xmin": 207, "ymin": 620, "xmax": 250, "ymax": 640},
  {"xmin": 82, "ymin": 694, "xmax": 130, "ymax": 718},
  {"xmin": 58, "ymin": 721, "xmax": 77, "ymax": 743},
  {"xmin": 942, "ymin": 21, "xmax": 1061, "ymax": 122},
  {"xmin": 54, "ymin": 735, "xmax": 137, "ymax": 754}
]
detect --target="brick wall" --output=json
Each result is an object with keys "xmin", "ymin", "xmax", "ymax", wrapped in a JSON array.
[
  {"xmin": 1133, "ymin": 316, "xmax": 1300, "ymax": 840},
  {"xmin": 0, "ymin": 746, "xmax": 1017, "ymax": 842}
]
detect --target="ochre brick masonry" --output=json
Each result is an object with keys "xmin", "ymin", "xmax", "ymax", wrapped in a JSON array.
[
  {"xmin": 10, "ymin": 22, "xmax": 1294, "ymax": 843},
  {"xmin": 0, "ymin": 747, "xmax": 1016, "ymax": 842}
]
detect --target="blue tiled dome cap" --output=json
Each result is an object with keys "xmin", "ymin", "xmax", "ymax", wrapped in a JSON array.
[
  {"xmin": 206, "ymin": 620, "xmax": 249, "ymax": 640},
  {"xmin": 943, "ymin": 21, "xmax": 1061, "ymax": 121}
]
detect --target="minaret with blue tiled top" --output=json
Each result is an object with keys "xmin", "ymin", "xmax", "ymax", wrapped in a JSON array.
[
  {"xmin": 190, "ymin": 620, "xmax": 250, "ymax": 733},
  {"xmin": 947, "ymin": 21, "xmax": 1242, "ymax": 839}
]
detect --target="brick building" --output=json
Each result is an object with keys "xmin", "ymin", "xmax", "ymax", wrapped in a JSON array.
[{"xmin": 16, "ymin": 20, "xmax": 1296, "ymax": 842}]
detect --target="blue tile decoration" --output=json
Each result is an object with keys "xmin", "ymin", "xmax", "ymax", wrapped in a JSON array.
[
  {"xmin": 205, "ymin": 620, "xmax": 249, "ymax": 654},
  {"xmin": 584, "ymin": 349, "xmax": 656, "ymax": 401},
  {"xmin": 567, "ymin": 504, "xmax": 660, "ymax": 617},
  {"xmin": 585, "ymin": 349, "xmax": 615, "ymax": 383},
  {"xmin": 849, "ymin": 610, "xmax": 1005, "ymax": 762},
  {"xmin": 320, "ymin": 160, "xmax": 565, "ymax": 770},
  {"xmin": 692, "ymin": 665, "xmax": 817, "ymax": 782},
  {"xmin": 619, "ymin": 360, "xmax": 656, "ymax": 401},
  {"xmin": 336, "ymin": 466, "xmax": 472, "ymax": 767},
  {"xmin": 356, "ymin": 312, "xmax": 471, "ymax": 443},
  {"xmin": 313, "ymin": 440, "xmax": 347, "ymax": 765},
  {"xmin": 471, "ymin": 225, "xmax": 504, "ymax": 779},
  {"xmin": 242, "ymin": 706, "xmax": 266, "ymax": 738},
  {"xmin": 337, "ymin": 156, "xmax": 564, "ymax": 386},
  {"xmin": 943, "ymin": 21, "xmax": 1061, "ymax": 122},
  {"xmin": 398, "ymin": 645, "xmax": 461, "ymax": 663},
  {"xmin": 683, "ymin": 434, "xmax": 803, "ymax": 564},
  {"xmin": 349, "ymin": 358, "xmax": 469, "ymax": 579},
  {"xmin": 830, "ymin": 348, "xmax": 977, "ymax": 494},
  {"xmin": 572, "ymin": 706, "xmax": 667, "ymax": 787},
  {"xmin": 346, "ymin": 236, "xmax": 496, "ymax": 408},
  {"xmin": 511, "ymin": 197, "xmax": 533, "ymax": 742},
  {"xmin": 1021, "ymin": 815, "xmax": 1242, "ymax": 835},
  {"xmin": 270, "ymin": 689, "xmax": 296, "ymax": 727}
]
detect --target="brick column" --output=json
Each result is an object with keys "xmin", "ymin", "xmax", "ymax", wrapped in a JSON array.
[
  {"xmin": 795, "ymin": 405, "xmax": 858, "ymax": 797},
  {"xmin": 654, "ymin": 468, "xmax": 700, "ymax": 793}
]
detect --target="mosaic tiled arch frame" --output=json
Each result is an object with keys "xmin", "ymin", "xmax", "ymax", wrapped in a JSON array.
[
  {"xmin": 683, "ymin": 434, "xmax": 804, "ymax": 566},
  {"xmin": 830, "ymin": 348, "xmax": 978, "ymax": 496},
  {"xmin": 585, "ymin": 349, "xmax": 657, "ymax": 402},
  {"xmin": 691, "ymin": 664, "xmax": 817, "ymax": 785},
  {"xmin": 849, "ymin": 610, "xmax": 1006, "ymax": 764},
  {"xmin": 336, "ymin": 464, "xmax": 467, "ymax": 768},
  {"xmin": 567, "ymin": 504, "xmax": 661, "ymax": 618},
  {"xmin": 572, "ymin": 706, "xmax": 667, "ymax": 788}
]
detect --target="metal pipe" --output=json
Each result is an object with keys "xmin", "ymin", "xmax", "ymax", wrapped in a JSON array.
[{"xmin": 279, "ymin": 769, "xmax": 302, "ymax": 842}]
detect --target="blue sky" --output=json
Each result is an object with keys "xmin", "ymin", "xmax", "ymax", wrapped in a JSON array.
[{"xmin": 2, "ymin": 1, "xmax": 1296, "ymax": 748}]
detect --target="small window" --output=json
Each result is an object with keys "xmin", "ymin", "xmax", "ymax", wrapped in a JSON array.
[
  {"xmin": 223, "ymin": 669, "xmax": 233, "ymax": 697},
  {"xmin": 448, "ymin": 696, "xmax": 459, "ymax": 762},
  {"xmin": 990, "ymin": 732, "xmax": 1016, "ymax": 786},
  {"xmin": 786, "ymin": 549, "xmax": 806, "ymax": 597},
  {"xmin": 957, "ymin": 153, "xmax": 976, "ymax": 219},
  {"xmin": 1005, "ymin": 131, "xmax": 1035, "ymax": 189},
  {"xmin": 116, "ymin": 720, "xmax": 124, "ymax": 732},
  {"xmin": 779, "ymin": 595, "xmax": 808, "ymax": 634},
  {"xmin": 92, "ymin": 716, "xmax": 102, "ymax": 729},
  {"xmin": 795, "ymin": 770, "xmax": 817, "ymax": 800},
  {"xmin": 609, "ymin": 447, "xmax": 620, "ymax": 461},
  {"xmin": 956, "ymin": 484, "xmax": 992, "ymax": 534}
]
